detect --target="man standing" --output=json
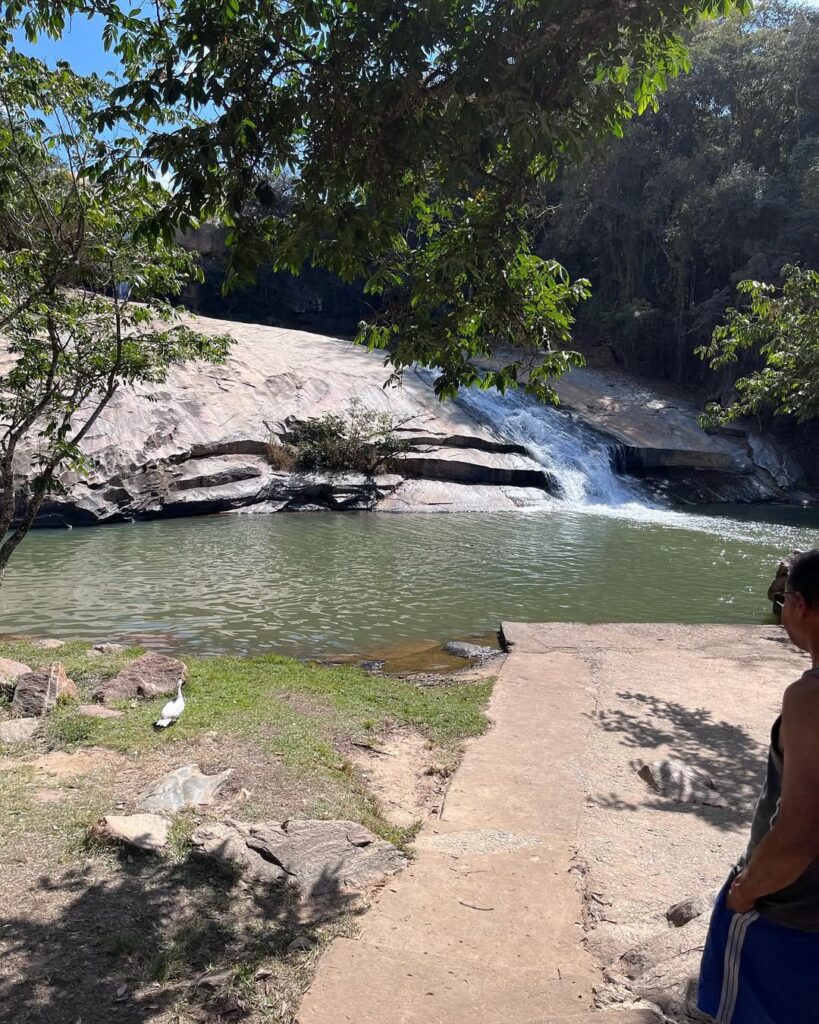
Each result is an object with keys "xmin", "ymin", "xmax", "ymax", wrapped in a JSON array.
[{"xmin": 698, "ymin": 549, "xmax": 819, "ymax": 1023}]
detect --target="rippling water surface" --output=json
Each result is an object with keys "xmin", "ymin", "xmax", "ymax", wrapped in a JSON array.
[{"xmin": 2, "ymin": 504, "xmax": 817, "ymax": 657}]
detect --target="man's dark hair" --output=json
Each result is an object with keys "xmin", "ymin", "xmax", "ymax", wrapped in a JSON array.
[{"xmin": 788, "ymin": 550, "xmax": 819, "ymax": 607}]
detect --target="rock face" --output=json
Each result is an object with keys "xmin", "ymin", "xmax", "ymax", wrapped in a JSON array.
[
  {"xmin": 191, "ymin": 818, "xmax": 408, "ymax": 895},
  {"xmin": 15, "ymin": 321, "xmax": 558, "ymax": 525},
  {"xmin": 138, "ymin": 764, "xmax": 233, "ymax": 813},
  {"xmin": 11, "ymin": 663, "xmax": 76, "ymax": 717},
  {"xmin": 7, "ymin": 320, "xmax": 803, "ymax": 525},
  {"xmin": 94, "ymin": 652, "xmax": 186, "ymax": 704},
  {"xmin": 96, "ymin": 813, "xmax": 170, "ymax": 851},
  {"xmin": 552, "ymin": 366, "xmax": 805, "ymax": 502},
  {"xmin": 0, "ymin": 658, "xmax": 31, "ymax": 698},
  {"xmin": 0, "ymin": 718, "xmax": 40, "ymax": 743}
]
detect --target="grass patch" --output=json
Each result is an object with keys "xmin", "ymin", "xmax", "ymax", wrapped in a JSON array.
[
  {"xmin": 0, "ymin": 638, "xmax": 492, "ymax": 850},
  {"xmin": 0, "ymin": 642, "xmax": 492, "ymax": 766}
]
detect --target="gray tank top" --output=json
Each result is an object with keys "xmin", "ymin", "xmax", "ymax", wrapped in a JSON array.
[{"xmin": 743, "ymin": 666, "xmax": 819, "ymax": 931}]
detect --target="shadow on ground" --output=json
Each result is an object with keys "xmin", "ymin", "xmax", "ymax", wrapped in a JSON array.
[
  {"xmin": 0, "ymin": 850, "xmax": 360, "ymax": 1024},
  {"xmin": 588, "ymin": 690, "xmax": 767, "ymax": 832}
]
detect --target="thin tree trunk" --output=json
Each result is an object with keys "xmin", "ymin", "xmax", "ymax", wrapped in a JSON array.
[{"xmin": 0, "ymin": 470, "xmax": 53, "ymax": 581}]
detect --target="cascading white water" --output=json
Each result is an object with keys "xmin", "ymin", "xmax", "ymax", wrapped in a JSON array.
[{"xmin": 454, "ymin": 384, "xmax": 650, "ymax": 509}]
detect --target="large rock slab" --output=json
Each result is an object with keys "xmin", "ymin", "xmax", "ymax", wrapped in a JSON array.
[
  {"xmin": 191, "ymin": 819, "xmax": 407, "ymax": 895},
  {"xmin": 0, "ymin": 718, "xmax": 40, "ymax": 743},
  {"xmin": 15, "ymin": 321, "xmax": 557, "ymax": 525},
  {"xmin": 138, "ymin": 764, "xmax": 233, "ymax": 812},
  {"xmin": 96, "ymin": 813, "xmax": 170, "ymax": 851},
  {"xmin": 94, "ymin": 652, "xmax": 186, "ymax": 704},
  {"xmin": 12, "ymin": 663, "xmax": 76, "ymax": 717}
]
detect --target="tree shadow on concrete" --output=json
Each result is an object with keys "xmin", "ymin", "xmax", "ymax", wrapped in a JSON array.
[
  {"xmin": 589, "ymin": 690, "xmax": 768, "ymax": 833},
  {"xmin": 0, "ymin": 849, "xmax": 361, "ymax": 1024}
]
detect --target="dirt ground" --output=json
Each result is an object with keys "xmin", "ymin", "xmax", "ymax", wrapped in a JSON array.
[
  {"xmin": 565, "ymin": 625, "xmax": 808, "ymax": 1016},
  {"xmin": 0, "ymin": 642, "xmax": 495, "ymax": 1024}
]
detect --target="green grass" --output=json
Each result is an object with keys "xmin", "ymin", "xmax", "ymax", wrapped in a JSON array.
[
  {"xmin": 0, "ymin": 640, "xmax": 492, "ymax": 849},
  {"xmin": 0, "ymin": 640, "xmax": 491, "ymax": 766}
]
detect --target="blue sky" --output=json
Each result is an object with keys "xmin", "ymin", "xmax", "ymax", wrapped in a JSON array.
[{"xmin": 14, "ymin": 1, "xmax": 819, "ymax": 77}]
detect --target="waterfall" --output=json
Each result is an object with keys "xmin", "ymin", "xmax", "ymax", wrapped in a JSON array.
[{"xmin": 454, "ymin": 384, "xmax": 650, "ymax": 509}]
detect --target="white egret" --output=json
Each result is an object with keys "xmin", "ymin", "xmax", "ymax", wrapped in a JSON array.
[{"xmin": 154, "ymin": 679, "xmax": 185, "ymax": 728}]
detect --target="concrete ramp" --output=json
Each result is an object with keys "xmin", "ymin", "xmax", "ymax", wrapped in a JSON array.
[
  {"xmin": 299, "ymin": 622, "xmax": 805, "ymax": 1023},
  {"xmin": 299, "ymin": 638, "xmax": 656, "ymax": 1023}
]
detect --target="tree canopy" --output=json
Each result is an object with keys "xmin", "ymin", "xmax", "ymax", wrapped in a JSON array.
[
  {"xmin": 545, "ymin": 1, "xmax": 819, "ymax": 392},
  {"xmin": 698, "ymin": 264, "xmax": 819, "ymax": 425},
  {"xmin": 3, "ymin": 0, "xmax": 750, "ymax": 400}
]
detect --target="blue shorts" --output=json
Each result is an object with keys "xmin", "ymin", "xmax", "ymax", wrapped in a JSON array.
[{"xmin": 698, "ymin": 880, "xmax": 819, "ymax": 1023}]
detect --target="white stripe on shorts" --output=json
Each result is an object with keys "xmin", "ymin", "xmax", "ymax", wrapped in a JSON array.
[{"xmin": 717, "ymin": 909, "xmax": 759, "ymax": 1023}]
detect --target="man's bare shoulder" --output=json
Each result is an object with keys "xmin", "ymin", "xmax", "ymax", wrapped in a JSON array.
[{"xmin": 783, "ymin": 672, "xmax": 819, "ymax": 720}]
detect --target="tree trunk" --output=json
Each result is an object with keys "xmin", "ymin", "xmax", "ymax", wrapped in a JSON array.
[{"xmin": 0, "ymin": 470, "xmax": 53, "ymax": 585}]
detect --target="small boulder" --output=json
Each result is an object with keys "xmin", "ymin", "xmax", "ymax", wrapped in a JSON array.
[
  {"xmin": 442, "ymin": 640, "xmax": 500, "ymax": 660},
  {"xmin": 32, "ymin": 638, "xmax": 65, "ymax": 650},
  {"xmin": 0, "ymin": 658, "xmax": 32, "ymax": 698},
  {"xmin": 95, "ymin": 813, "xmax": 170, "ymax": 851},
  {"xmin": 138, "ymin": 764, "xmax": 233, "ymax": 813},
  {"xmin": 191, "ymin": 818, "xmax": 407, "ymax": 895},
  {"xmin": 0, "ymin": 718, "xmax": 40, "ymax": 743},
  {"xmin": 635, "ymin": 759, "xmax": 728, "ymax": 808},
  {"xmin": 87, "ymin": 642, "xmax": 127, "ymax": 658},
  {"xmin": 667, "ymin": 891, "xmax": 718, "ymax": 928},
  {"xmin": 76, "ymin": 704, "xmax": 124, "ymax": 719},
  {"xmin": 12, "ymin": 663, "xmax": 77, "ymax": 718},
  {"xmin": 615, "ymin": 914, "xmax": 711, "ymax": 1019},
  {"xmin": 94, "ymin": 652, "xmax": 187, "ymax": 704}
]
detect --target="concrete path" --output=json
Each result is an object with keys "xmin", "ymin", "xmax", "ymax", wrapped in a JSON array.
[{"xmin": 299, "ymin": 625, "xmax": 666, "ymax": 1024}]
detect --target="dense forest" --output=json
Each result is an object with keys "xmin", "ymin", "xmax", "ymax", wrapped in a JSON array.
[
  {"xmin": 546, "ymin": 1, "xmax": 819, "ymax": 389},
  {"xmin": 183, "ymin": 3, "xmax": 819, "ymax": 399}
]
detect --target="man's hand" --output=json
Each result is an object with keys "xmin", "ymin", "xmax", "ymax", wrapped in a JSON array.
[{"xmin": 726, "ymin": 871, "xmax": 756, "ymax": 913}]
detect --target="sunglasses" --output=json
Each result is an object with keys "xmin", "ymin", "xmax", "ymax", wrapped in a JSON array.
[{"xmin": 774, "ymin": 590, "xmax": 796, "ymax": 610}]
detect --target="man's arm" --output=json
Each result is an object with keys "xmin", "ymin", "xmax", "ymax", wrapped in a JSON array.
[{"xmin": 728, "ymin": 678, "xmax": 819, "ymax": 913}]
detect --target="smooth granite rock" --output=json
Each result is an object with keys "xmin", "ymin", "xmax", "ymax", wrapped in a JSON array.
[
  {"xmin": 138, "ymin": 764, "xmax": 233, "ymax": 813},
  {"xmin": 191, "ymin": 818, "xmax": 407, "ymax": 895}
]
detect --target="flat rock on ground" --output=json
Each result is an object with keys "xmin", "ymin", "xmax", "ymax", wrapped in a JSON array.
[
  {"xmin": 0, "ymin": 718, "xmax": 40, "ymax": 743},
  {"xmin": 191, "ymin": 819, "xmax": 408, "ymax": 896},
  {"xmin": 76, "ymin": 704, "xmax": 124, "ymax": 719},
  {"xmin": 94, "ymin": 652, "xmax": 187, "ymax": 703},
  {"xmin": 96, "ymin": 813, "xmax": 170, "ymax": 851},
  {"xmin": 138, "ymin": 763, "xmax": 233, "ymax": 812},
  {"xmin": 502, "ymin": 621, "xmax": 806, "ymax": 1021}
]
